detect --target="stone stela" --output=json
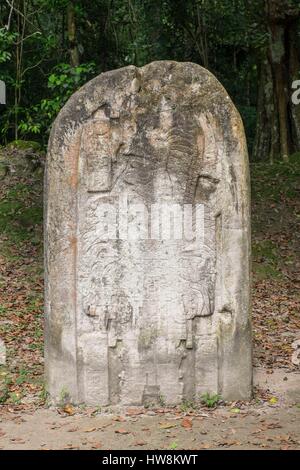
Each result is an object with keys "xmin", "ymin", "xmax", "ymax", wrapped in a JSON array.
[{"xmin": 45, "ymin": 61, "xmax": 252, "ymax": 406}]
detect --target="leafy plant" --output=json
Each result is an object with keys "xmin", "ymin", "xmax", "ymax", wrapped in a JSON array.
[
  {"xmin": 170, "ymin": 441, "xmax": 178, "ymax": 450},
  {"xmin": 16, "ymin": 368, "xmax": 29, "ymax": 385},
  {"xmin": 0, "ymin": 28, "xmax": 17, "ymax": 64},
  {"xmin": 180, "ymin": 399, "xmax": 196, "ymax": 412},
  {"xmin": 59, "ymin": 386, "xmax": 71, "ymax": 405},
  {"xmin": 159, "ymin": 394, "xmax": 166, "ymax": 407},
  {"xmin": 200, "ymin": 393, "xmax": 221, "ymax": 408}
]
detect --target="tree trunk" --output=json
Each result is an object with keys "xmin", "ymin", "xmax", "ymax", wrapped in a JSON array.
[
  {"xmin": 67, "ymin": 1, "xmax": 79, "ymax": 67},
  {"xmin": 288, "ymin": 19, "xmax": 300, "ymax": 146},
  {"xmin": 253, "ymin": 1, "xmax": 300, "ymax": 161},
  {"xmin": 253, "ymin": 57, "xmax": 277, "ymax": 162}
]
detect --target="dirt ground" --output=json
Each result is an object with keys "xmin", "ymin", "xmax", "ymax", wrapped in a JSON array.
[{"xmin": 0, "ymin": 368, "xmax": 299, "ymax": 450}]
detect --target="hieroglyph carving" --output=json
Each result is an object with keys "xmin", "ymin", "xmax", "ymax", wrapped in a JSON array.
[{"xmin": 45, "ymin": 61, "xmax": 252, "ymax": 405}]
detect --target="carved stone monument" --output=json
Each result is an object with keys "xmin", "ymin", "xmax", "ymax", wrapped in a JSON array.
[{"xmin": 45, "ymin": 61, "xmax": 252, "ymax": 405}]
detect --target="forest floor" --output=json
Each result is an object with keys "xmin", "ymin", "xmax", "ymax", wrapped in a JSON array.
[{"xmin": 0, "ymin": 144, "xmax": 299, "ymax": 450}]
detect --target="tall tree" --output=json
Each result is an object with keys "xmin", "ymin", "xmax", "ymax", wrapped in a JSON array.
[
  {"xmin": 253, "ymin": 0, "xmax": 300, "ymax": 161},
  {"xmin": 67, "ymin": 1, "xmax": 79, "ymax": 67}
]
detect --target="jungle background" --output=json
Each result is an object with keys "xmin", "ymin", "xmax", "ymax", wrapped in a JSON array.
[{"xmin": 0, "ymin": 0, "xmax": 299, "ymax": 450}]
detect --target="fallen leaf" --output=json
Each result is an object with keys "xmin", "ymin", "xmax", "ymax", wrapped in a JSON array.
[
  {"xmin": 83, "ymin": 427, "xmax": 97, "ymax": 433},
  {"xmin": 269, "ymin": 397, "xmax": 278, "ymax": 405},
  {"xmin": 219, "ymin": 440, "xmax": 241, "ymax": 447},
  {"xmin": 100, "ymin": 422, "xmax": 112, "ymax": 429},
  {"xmin": 265, "ymin": 422, "xmax": 282, "ymax": 429},
  {"xmin": 134, "ymin": 440, "xmax": 146, "ymax": 446},
  {"xmin": 126, "ymin": 408, "xmax": 144, "ymax": 416},
  {"xmin": 64, "ymin": 444, "xmax": 79, "ymax": 449},
  {"xmin": 63, "ymin": 404, "xmax": 75, "ymax": 415},
  {"xmin": 201, "ymin": 443, "xmax": 211, "ymax": 449},
  {"xmin": 230, "ymin": 408, "xmax": 240, "ymax": 414},
  {"xmin": 181, "ymin": 417, "xmax": 193, "ymax": 429},
  {"xmin": 115, "ymin": 428, "xmax": 130, "ymax": 435},
  {"xmin": 113, "ymin": 416, "xmax": 126, "ymax": 422},
  {"xmin": 159, "ymin": 422, "xmax": 177, "ymax": 429}
]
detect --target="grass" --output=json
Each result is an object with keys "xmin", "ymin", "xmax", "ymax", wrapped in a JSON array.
[
  {"xmin": 0, "ymin": 168, "xmax": 44, "ymax": 406},
  {"xmin": 180, "ymin": 399, "xmax": 197, "ymax": 412},
  {"xmin": 252, "ymin": 239, "xmax": 282, "ymax": 280},
  {"xmin": 251, "ymin": 157, "xmax": 300, "ymax": 280},
  {"xmin": 251, "ymin": 154, "xmax": 300, "ymax": 203},
  {"xmin": 0, "ymin": 181, "xmax": 42, "ymax": 244}
]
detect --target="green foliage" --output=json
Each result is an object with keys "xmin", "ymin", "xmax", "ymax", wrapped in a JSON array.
[
  {"xmin": 200, "ymin": 392, "xmax": 221, "ymax": 408},
  {"xmin": 0, "ymin": 182, "xmax": 43, "ymax": 244},
  {"xmin": 252, "ymin": 240, "xmax": 282, "ymax": 279},
  {"xmin": 169, "ymin": 441, "xmax": 178, "ymax": 450},
  {"xmin": 15, "ymin": 62, "xmax": 96, "ymax": 142},
  {"xmin": 251, "ymin": 160, "xmax": 300, "ymax": 202},
  {"xmin": 7, "ymin": 140, "xmax": 41, "ymax": 151},
  {"xmin": 39, "ymin": 385, "xmax": 49, "ymax": 405},
  {"xmin": 0, "ymin": 27, "xmax": 16, "ymax": 63},
  {"xmin": 0, "ymin": 0, "xmax": 299, "ymax": 155},
  {"xmin": 0, "ymin": 0, "xmax": 265, "ymax": 147},
  {"xmin": 16, "ymin": 368, "xmax": 30, "ymax": 385},
  {"xmin": 59, "ymin": 386, "xmax": 71, "ymax": 405},
  {"xmin": 0, "ymin": 370, "xmax": 12, "ymax": 404},
  {"xmin": 251, "ymin": 159, "xmax": 300, "ymax": 279},
  {"xmin": 39, "ymin": 62, "xmax": 96, "ymax": 123},
  {"xmin": 180, "ymin": 399, "xmax": 196, "ymax": 412}
]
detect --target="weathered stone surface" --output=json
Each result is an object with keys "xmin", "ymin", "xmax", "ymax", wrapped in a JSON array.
[{"xmin": 45, "ymin": 61, "xmax": 252, "ymax": 405}]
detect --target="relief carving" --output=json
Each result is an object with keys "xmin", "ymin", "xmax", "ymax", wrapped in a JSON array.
[{"xmin": 45, "ymin": 62, "xmax": 251, "ymax": 405}]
